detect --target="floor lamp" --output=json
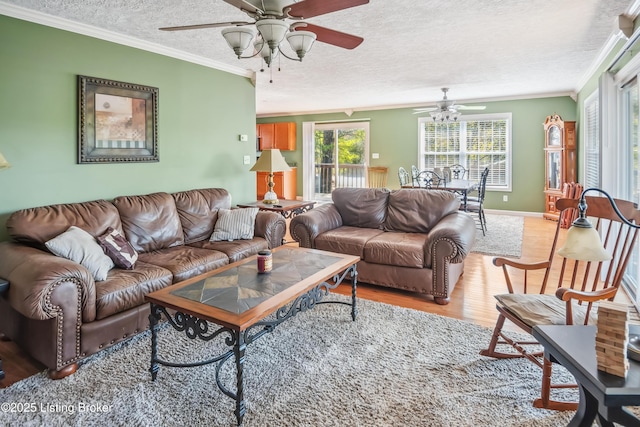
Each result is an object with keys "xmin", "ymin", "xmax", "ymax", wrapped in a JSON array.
[{"xmin": 250, "ymin": 149, "xmax": 291, "ymax": 204}]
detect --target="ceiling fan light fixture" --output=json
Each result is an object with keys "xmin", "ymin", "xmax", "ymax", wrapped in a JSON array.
[
  {"xmin": 430, "ymin": 110, "xmax": 461, "ymax": 122},
  {"xmin": 221, "ymin": 27, "xmax": 256, "ymax": 57},
  {"xmin": 286, "ymin": 30, "xmax": 316, "ymax": 60},
  {"xmin": 255, "ymin": 39, "xmax": 278, "ymax": 65},
  {"xmin": 255, "ymin": 19, "xmax": 289, "ymax": 51}
]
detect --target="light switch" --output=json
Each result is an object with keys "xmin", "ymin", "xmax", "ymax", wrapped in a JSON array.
[
  {"xmin": 372, "ymin": 153, "xmax": 380, "ymax": 159},
  {"xmin": 239, "ymin": 134, "xmax": 248, "ymax": 142},
  {"xmin": 243, "ymin": 155, "xmax": 251, "ymax": 165}
]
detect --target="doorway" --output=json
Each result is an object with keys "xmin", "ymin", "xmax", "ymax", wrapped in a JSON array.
[{"xmin": 306, "ymin": 122, "xmax": 369, "ymax": 202}]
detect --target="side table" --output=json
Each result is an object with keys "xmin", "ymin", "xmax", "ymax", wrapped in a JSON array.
[
  {"xmin": 533, "ymin": 324, "xmax": 640, "ymax": 427},
  {"xmin": 237, "ymin": 200, "xmax": 316, "ymax": 219},
  {"xmin": 0, "ymin": 278, "xmax": 8, "ymax": 381}
]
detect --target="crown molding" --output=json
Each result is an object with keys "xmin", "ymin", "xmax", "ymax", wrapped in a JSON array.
[
  {"xmin": 0, "ymin": 2, "xmax": 254, "ymax": 79},
  {"xmin": 575, "ymin": 32, "xmax": 626, "ymax": 93}
]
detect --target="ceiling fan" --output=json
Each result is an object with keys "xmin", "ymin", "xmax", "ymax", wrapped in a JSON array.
[
  {"xmin": 413, "ymin": 88, "xmax": 486, "ymax": 122},
  {"xmin": 159, "ymin": 0, "xmax": 369, "ymax": 65}
]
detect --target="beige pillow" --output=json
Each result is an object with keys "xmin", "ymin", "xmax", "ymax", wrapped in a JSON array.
[
  {"xmin": 210, "ymin": 208, "xmax": 259, "ymax": 241},
  {"xmin": 45, "ymin": 226, "xmax": 114, "ymax": 281}
]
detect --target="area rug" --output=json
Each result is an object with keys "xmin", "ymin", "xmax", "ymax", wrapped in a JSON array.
[
  {"xmin": 471, "ymin": 213, "xmax": 524, "ymax": 258},
  {"xmin": 0, "ymin": 296, "xmax": 576, "ymax": 427}
]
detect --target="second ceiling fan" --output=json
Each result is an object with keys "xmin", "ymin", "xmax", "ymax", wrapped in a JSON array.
[
  {"xmin": 414, "ymin": 88, "xmax": 486, "ymax": 122},
  {"xmin": 160, "ymin": 0, "xmax": 369, "ymax": 65}
]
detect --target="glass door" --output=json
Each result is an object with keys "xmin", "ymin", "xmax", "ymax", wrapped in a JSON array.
[{"xmin": 312, "ymin": 122, "xmax": 369, "ymax": 202}]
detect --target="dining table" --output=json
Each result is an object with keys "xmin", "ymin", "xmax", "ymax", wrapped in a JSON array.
[{"xmin": 401, "ymin": 178, "xmax": 478, "ymax": 211}]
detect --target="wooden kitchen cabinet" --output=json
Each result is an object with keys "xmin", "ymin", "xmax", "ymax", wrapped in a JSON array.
[
  {"xmin": 257, "ymin": 167, "xmax": 297, "ymax": 200},
  {"xmin": 256, "ymin": 122, "xmax": 296, "ymax": 151}
]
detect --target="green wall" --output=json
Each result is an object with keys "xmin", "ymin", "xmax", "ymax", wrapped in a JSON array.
[
  {"xmin": 0, "ymin": 15, "xmax": 258, "ymax": 241},
  {"xmin": 259, "ymin": 96, "xmax": 577, "ymax": 212}
]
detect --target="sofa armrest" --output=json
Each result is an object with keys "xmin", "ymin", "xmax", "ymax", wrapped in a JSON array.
[
  {"xmin": 253, "ymin": 211, "xmax": 287, "ymax": 248},
  {"xmin": 0, "ymin": 242, "xmax": 96, "ymax": 323},
  {"xmin": 426, "ymin": 212, "xmax": 476, "ymax": 266},
  {"xmin": 290, "ymin": 204, "xmax": 343, "ymax": 248}
]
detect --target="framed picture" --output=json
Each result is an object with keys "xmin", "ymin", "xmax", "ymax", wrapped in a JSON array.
[{"xmin": 78, "ymin": 75, "xmax": 158, "ymax": 164}]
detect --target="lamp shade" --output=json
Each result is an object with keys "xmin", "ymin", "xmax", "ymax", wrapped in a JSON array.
[
  {"xmin": 0, "ymin": 151, "xmax": 11, "ymax": 170},
  {"xmin": 221, "ymin": 27, "xmax": 256, "ymax": 57},
  {"xmin": 557, "ymin": 223, "xmax": 612, "ymax": 262},
  {"xmin": 250, "ymin": 149, "xmax": 291, "ymax": 173},
  {"xmin": 255, "ymin": 39, "xmax": 278, "ymax": 65},
  {"xmin": 286, "ymin": 30, "xmax": 316, "ymax": 60},
  {"xmin": 255, "ymin": 19, "xmax": 289, "ymax": 51}
]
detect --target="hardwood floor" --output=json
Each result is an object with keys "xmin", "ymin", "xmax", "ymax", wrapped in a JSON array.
[{"xmin": 0, "ymin": 215, "xmax": 631, "ymax": 388}]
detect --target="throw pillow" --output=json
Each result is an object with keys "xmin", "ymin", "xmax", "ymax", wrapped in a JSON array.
[
  {"xmin": 45, "ymin": 226, "xmax": 114, "ymax": 281},
  {"xmin": 97, "ymin": 227, "xmax": 138, "ymax": 270},
  {"xmin": 210, "ymin": 208, "xmax": 259, "ymax": 241}
]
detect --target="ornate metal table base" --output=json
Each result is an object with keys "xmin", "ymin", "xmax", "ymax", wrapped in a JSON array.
[{"xmin": 149, "ymin": 265, "xmax": 357, "ymax": 426}]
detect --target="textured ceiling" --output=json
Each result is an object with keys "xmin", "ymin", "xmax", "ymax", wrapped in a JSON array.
[{"xmin": 1, "ymin": 0, "xmax": 635, "ymax": 116}]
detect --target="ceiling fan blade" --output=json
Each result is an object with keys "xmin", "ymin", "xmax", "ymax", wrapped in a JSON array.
[
  {"xmin": 457, "ymin": 105, "xmax": 487, "ymax": 110},
  {"xmin": 223, "ymin": 0, "xmax": 262, "ymax": 15},
  {"xmin": 286, "ymin": 0, "xmax": 369, "ymax": 19},
  {"xmin": 159, "ymin": 21, "xmax": 251, "ymax": 31},
  {"xmin": 413, "ymin": 107, "xmax": 438, "ymax": 113},
  {"xmin": 295, "ymin": 23, "xmax": 363, "ymax": 49}
]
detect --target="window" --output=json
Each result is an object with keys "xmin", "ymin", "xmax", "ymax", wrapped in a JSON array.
[
  {"xmin": 418, "ymin": 113, "xmax": 512, "ymax": 190},
  {"xmin": 583, "ymin": 91, "xmax": 600, "ymax": 189}
]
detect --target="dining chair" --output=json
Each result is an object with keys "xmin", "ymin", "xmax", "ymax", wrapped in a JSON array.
[
  {"xmin": 462, "ymin": 167, "xmax": 489, "ymax": 235},
  {"xmin": 367, "ymin": 166, "xmax": 388, "ymax": 188},
  {"xmin": 398, "ymin": 167, "xmax": 411, "ymax": 187},
  {"xmin": 410, "ymin": 165, "xmax": 420, "ymax": 187},
  {"xmin": 415, "ymin": 170, "xmax": 443, "ymax": 188},
  {"xmin": 448, "ymin": 164, "xmax": 468, "ymax": 180},
  {"xmin": 480, "ymin": 195, "xmax": 640, "ymax": 410}
]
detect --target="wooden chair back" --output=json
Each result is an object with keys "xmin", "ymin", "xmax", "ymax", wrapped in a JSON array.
[
  {"xmin": 367, "ymin": 166, "xmax": 388, "ymax": 188},
  {"xmin": 499, "ymin": 196, "xmax": 640, "ymax": 325}
]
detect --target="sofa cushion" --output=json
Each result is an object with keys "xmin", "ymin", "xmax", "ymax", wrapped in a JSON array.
[
  {"xmin": 210, "ymin": 208, "xmax": 259, "ymax": 241},
  {"xmin": 172, "ymin": 188, "xmax": 232, "ymax": 244},
  {"xmin": 138, "ymin": 246, "xmax": 229, "ymax": 283},
  {"xmin": 45, "ymin": 226, "xmax": 115, "ymax": 281},
  {"xmin": 97, "ymin": 227, "xmax": 138, "ymax": 270},
  {"xmin": 113, "ymin": 192, "xmax": 185, "ymax": 253},
  {"xmin": 190, "ymin": 238, "xmax": 269, "ymax": 263},
  {"xmin": 363, "ymin": 232, "xmax": 429, "ymax": 268},
  {"xmin": 331, "ymin": 188, "xmax": 389, "ymax": 229},
  {"xmin": 95, "ymin": 261, "xmax": 173, "ymax": 320},
  {"xmin": 7, "ymin": 199, "xmax": 123, "ymax": 250},
  {"xmin": 384, "ymin": 189, "xmax": 460, "ymax": 233},
  {"xmin": 314, "ymin": 226, "xmax": 385, "ymax": 258}
]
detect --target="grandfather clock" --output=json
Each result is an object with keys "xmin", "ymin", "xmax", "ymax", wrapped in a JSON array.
[{"xmin": 543, "ymin": 114, "xmax": 576, "ymax": 220}]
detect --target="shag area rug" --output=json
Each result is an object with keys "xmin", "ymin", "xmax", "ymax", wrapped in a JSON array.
[
  {"xmin": 471, "ymin": 214, "xmax": 524, "ymax": 258},
  {"xmin": 0, "ymin": 296, "xmax": 577, "ymax": 426}
]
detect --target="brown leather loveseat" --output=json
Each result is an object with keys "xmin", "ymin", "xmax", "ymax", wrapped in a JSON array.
[
  {"xmin": 290, "ymin": 188, "xmax": 476, "ymax": 304},
  {"xmin": 0, "ymin": 188, "xmax": 286, "ymax": 378}
]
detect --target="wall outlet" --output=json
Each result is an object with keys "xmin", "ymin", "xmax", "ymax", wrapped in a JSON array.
[
  {"xmin": 243, "ymin": 155, "xmax": 251, "ymax": 165},
  {"xmin": 372, "ymin": 153, "xmax": 380, "ymax": 159},
  {"xmin": 503, "ymin": 195, "xmax": 509, "ymax": 202},
  {"xmin": 239, "ymin": 134, "xmax": 248, "ymax": 142}
]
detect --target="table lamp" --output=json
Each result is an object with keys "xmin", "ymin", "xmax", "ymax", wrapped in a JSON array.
[
  {"xmin": 0, "ymin": 151, "xmax": 10, "ymax": 170},
  {"xmin": 250, "ymin": 149, "xmax": 291, "ymax": 204}
]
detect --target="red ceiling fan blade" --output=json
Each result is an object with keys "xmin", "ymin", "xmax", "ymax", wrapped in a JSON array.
[
  {"xmin": 286, "ymin": 0, "xmax": 369, "ymax": 19},
  {"xmin": 295, "ymin": 23, "xmax": 363, "ymax": 49},
  {"xmin": 159, "ymin": 21, "xmax": 252, "ymax": 31}
]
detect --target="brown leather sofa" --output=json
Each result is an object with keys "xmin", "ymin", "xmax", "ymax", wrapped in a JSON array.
[
  {"xmin": 0, "ymin": 188, "xmax": 286, "ymax": 378},
  {"xmin": 290, "ymin": 188, "xmax": 476, "ymax": 305}
]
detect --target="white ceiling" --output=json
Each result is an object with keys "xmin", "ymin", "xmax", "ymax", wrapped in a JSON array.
[{"xmin": 1, "ymin": 0, "xmax": 636, "ymax": 116}]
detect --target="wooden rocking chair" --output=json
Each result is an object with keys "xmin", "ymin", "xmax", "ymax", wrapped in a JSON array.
[{"xmin": 480, "ymin": 195, "xmax": 640, "ymax": 410}]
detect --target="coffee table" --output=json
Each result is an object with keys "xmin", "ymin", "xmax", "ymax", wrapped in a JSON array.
[
  {"xmin": 237, "ymin": 200, "xmax": 315, "ymax": 219},
  {"xmin": 145, "ymin": 246, "xmax": 359, "ymax": 426}
]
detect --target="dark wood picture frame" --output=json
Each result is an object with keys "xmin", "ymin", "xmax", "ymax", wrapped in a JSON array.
[{"xmin": 78, "ymin": 75, "xmax": 158, "ymax": 164}]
